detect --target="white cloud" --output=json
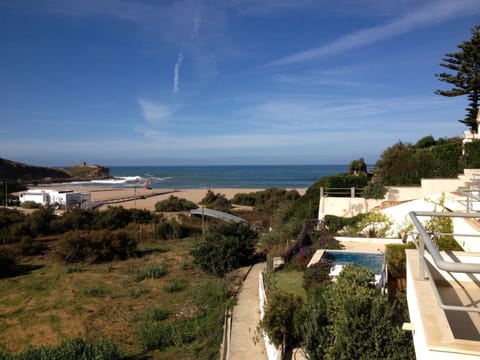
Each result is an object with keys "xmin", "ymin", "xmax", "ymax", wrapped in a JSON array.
[
  {"xmin": 138, "ymin": 98, "xmax": 172, "ymax": 125},
  {"xmin": 265, "ymin": 0, "xmax": 480, "ymax": 67},
  {"xmin": 173, "ymin": 52, "xmax": 184, "ymax": 94}
]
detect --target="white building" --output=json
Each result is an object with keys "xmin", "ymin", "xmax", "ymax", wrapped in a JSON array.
[{"xmin": 19, "ymin": 189, "xmax": 91, "ymax": 209}]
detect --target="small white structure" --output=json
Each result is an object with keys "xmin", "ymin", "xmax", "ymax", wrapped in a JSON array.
[
  {"xmin": 19, "ymin": 189, "xmax": 91, "ymax": 209},
  {"xmin": 462, "ymin": 109, "xmax": 480, "ymax": 148}
]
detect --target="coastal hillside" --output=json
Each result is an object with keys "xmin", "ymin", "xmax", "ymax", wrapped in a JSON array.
[{"xmin": 0, "ymin": 157, "xmax": 110, "ymax": 183}]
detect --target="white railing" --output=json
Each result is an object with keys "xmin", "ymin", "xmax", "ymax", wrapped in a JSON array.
[{"xmin": 409, "ymin": 211, "xmax": 480, "ymax": 313}]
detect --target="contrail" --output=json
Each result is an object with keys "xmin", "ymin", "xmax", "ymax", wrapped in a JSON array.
[{"xmin": 173, "ymin": 52, "xmax": 184, "ymax": 94}]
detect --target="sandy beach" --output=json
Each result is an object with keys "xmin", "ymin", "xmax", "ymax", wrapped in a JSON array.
[{"xmin": 30, "ymin": 186, "xmax": 307, "ymax": 211}]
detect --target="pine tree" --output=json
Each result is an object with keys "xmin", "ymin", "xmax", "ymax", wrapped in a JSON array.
[{"xmin": 435, "ymin": 25, "xmax": 480, "ymax": 132}]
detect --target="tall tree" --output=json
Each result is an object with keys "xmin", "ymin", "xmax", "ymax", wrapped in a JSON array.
[{"xmin": 435, "ymin": 25, "xmax": 480, "ymax": 132}]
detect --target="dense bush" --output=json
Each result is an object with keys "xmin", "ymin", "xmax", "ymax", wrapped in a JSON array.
[
  {"xmin": 374, "ymin": 137, "xmax": 463, "ymax": 185},
  {"xmin": 230, "ymin": 192, "xmax": 257, "ymax": 206},
  {"xmin": 50, "ymin": 208, "xmax": 95, "ymax": 233},
  {"xmin": 154, "ymin": 218, "xmax": 190, "ymax": 240},
  {"xmin": 385, "ymin": 243, "xmax": 416, "ymax": 279},
  {"xmin": 199, "ymin": 190, "xmax": 231, "ymax": 212},
  {"xmin": 323, "ymin": 213, "xmax": 367, "ymax": 235},
  {"xmin": 192, "ymin": 222, "xmax": 258, "ymax": 276},
  {"xmin": 261, "ymin": 290, "xmax": 303, "ymax": 349},
  {"xmin": 283, "ymin": 219, "xmax": 319, "ymax": 264},
  {"xmin": 16, "ymin": 236, "xmax": 47, "ymax": 256},
  {"xmin": 57, "ymin": 230, "xmax": 137, "ymax": 263},
  {"xmin": 303, "ymin": 260, "xmax": 333, "ymax": 293},
  {"xmin": 297, "ymin": 264, "xmax": 414, "ymax": 360},
  {"xmin": 326, "ymin": 265, "xmax": 414, "ymax": 359},
  {"xmin": 465, "ymin": 140, "xmax": 480, "ymax": 168},
  {"xmin": 0, "ymin": 247, "xmax": 16, "ymax": 276},
  {"xmin": 316, "ymin": 234, "xmax": 343, "ymax": 249},
  {"xmin": 155, "ymin": 195, "xmax": 198, "ymax": 212},
  {"xmin": 93, "ymin": 207, "xmax": 152, "ymax": 230},
  {"xmin": 232, "ymin": 188, "xmax": 300, "ymax": 214},
  {"xmin": 0, "ymin": 208, "xmax": 27, "ymax": 244},
  {"xmin": 362, "ymin": 180, "xmax": 387, "ymax": 199},
  {"xmin": 25, "ymin": 207, "xmax": 55, "ymax": 236}
]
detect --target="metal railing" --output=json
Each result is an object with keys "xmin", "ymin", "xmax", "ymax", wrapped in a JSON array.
[
  {"xmin": 320, "ymin": 187, "xmax": 365, "ymax": 198},
  {"xmin": 409, "ymin": 211, "xmax": 480, "ymax": 313},
  {"xmin": 457, "ymin": 187, "xmax": 480, "ymax": 212}
]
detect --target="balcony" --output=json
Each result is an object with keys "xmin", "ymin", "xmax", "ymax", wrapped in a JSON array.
[{"xmin": 407, "ymin": 211, "xmax": 480, "ymax": 359}]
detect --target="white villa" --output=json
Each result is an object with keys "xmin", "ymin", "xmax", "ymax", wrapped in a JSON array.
[
  {"xmin": 317, "ymin": 165, "xmax": 480, "ymax": 359},
  {"xmin": 19, "ymin": 189, "xmax": 91, "ymax": 209}
]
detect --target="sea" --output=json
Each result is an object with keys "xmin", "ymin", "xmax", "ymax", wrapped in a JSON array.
[{"xmin": 66, "ymin": 165, "xmax": 347, "ymax": 189}]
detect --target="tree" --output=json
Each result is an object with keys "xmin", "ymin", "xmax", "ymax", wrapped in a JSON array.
[
  {"xmin": 435, "ymin": 25, "xmax": 480, "ymax": 132},
  {"xmin": 326, "ymin": 265, "xmax": 414, "ymax": 359},
  {"xmin": 348, "ymin": 158, "xmax": 367, "ymax": 175}
]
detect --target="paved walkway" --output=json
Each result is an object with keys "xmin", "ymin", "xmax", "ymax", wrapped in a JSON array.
[{"xmin": 228, "ymin": 262, "xmax": 267, "ymax": 360}]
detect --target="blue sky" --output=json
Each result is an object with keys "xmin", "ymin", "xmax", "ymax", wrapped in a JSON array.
[{"xmin": 0, "ymin": 0, "xmax": 479, "ymax": 166}]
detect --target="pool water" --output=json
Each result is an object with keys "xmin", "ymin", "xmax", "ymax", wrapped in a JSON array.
[{"xmin": 323, "ymin": 251, "xmax": 385, "ymax": 276}]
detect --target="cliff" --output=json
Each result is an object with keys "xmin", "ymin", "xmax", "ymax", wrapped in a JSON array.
[{"xmin": 0, "ymin": 158, "xmax": 110, "ymax": 183}]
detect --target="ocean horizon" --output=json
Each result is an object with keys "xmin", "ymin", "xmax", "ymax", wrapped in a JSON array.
[{"xmin": 67, "ymin": 164, "xmax": 349, "ymax": 189}]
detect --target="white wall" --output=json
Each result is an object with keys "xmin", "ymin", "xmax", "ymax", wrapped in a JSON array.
[
  {"xmin": 386, "ymin": 186, "xmax": 423, "ymax": 201},
  {"xmin": 258, "ymin": 272, "xmax": 282, "ymax": 360},
  {"xmin": 318, "ymin": 197, "xmax": 382, "ymax": 219},
  {"xmin": 20, "ymin": 191, "xmax": 49, "ymax": 205}
]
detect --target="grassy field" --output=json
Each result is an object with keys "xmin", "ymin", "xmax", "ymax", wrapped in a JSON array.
[
  {"xmin": 269, "ymin": 269, "xmax": 307, "ymax": 299},
  {"xmin": 0, "ymin": 236, "xmax": 233, "ymax": 359}
]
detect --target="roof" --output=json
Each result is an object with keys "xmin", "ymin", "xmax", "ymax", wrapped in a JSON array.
[{"xmin": 190, "ymin": 207, "xmax": 245, "ymax": 223}]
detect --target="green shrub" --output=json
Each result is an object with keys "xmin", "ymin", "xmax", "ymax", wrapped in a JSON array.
[
  {"xmin": 362, "ymin": 180, "xmax": 387, "ymax": 199},
  {"xmin": 11, "ymin": 338, "xmax": 121, "ymax": 359},
  {"xmin": 465, "ymin": 140, "xmax": 480, "ymax": 168},
  {"xmin": 324, "ymin": 214, "xmax": 367, "ymax": 235},
  {"xmin": 26, "ymin": 207, "xmax": 56, "ymax": 236},
  {"xmin": 134, "ymin": 264, "xmax": 168, "ymax": 281},
  {"xmin": 155, "ymin": 195, "xmax": 197, "ymax": 212},
  {"xmin": 16, "ymin": 236, "xmax": 47, "ymax": 256},
  {"xmin": 231, "ymin": 192, "xmax": 257, "ymax": 206},
  {"xmin": 154, "ymin": 219, "xmax": 190, "ymax": 240},
  {"xmin": 139, "ymin": 321, "xmax": 175, "ymax": 350},
  {"xmin": 92, "ymin": 206, "xmax": 152, "ymax": 230},
  {"xmin": 192, "ymin": 222, "xmax": 258, "ymax": 276},
  {"xmin": 57, "ymin": 230, "xmax": 137, "ymax": 263},
  {"xmin": 143, "ymin": 307, "xmax": 170, "ymax": 322},
  {"xmin": 303, "ymin": 260, "xmax": 333, "ymax": 293},
  {"xmin": 163, "ymin": 279, "xmax": 187, "ymax": 293},
  {"xmin": 260, "ymin": 290, "xmax": 303, "ymax": 349},
  {"xmin": 199, "ymin": 190, "xmax": 231, "ymax": 212},
  {"xmin": 386, "ymin": 243, "xmax": 416, "ymax": 279},
  {"xmin": 139, "ymin": 319, "xmax": 196, "ymax": 351},
  {"xmin": 50, "ymin": 208, "xmax": 95, "ymax": 233},
  {"xmin": 20, "ymin": 200, "xmax": 41, "ymax": 209}
]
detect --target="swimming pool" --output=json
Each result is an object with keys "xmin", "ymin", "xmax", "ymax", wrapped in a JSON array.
[{"xmin": 322, "ymin": 250, "xmax": 385, "ymax": 276}]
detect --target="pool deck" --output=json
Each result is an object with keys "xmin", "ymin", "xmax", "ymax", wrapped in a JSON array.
[
  {"xmin": 340, "ymin": 240, "xmax": 386, "ymax": 253},
  {"xmin": 307, "ymin": 240, "xmax": 387, "ymax": 268}
]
